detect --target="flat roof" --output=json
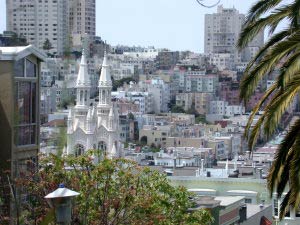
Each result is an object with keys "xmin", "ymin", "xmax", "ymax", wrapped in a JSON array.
[
  {"xmin": 227, "ymin": 190, "xmax": 258, "ymax": 194},
  {"xmin": 214, "ymin": 196, "xmax": 245, "ymax": 206},
  {"xmin": 246, "ymin": 204, "xmax": 272, "ymax": 219},
  {"xmin": 188, "ymin": 188, "xmax": 217, "ymax": 192}
]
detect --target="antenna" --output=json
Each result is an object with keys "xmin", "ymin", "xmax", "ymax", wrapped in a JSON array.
[{"xmin": 195, "ymin": 0, "xmax": 220, "ymax": 8}]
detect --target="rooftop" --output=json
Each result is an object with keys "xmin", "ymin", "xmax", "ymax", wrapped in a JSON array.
[
  {"xmin": 246, "ymin": 204, "xmax": 271, "ymax": 219},
  {"xmin": 214, "ymin": 196, "xmax": 245, "ymax": 206},
  {"xmin": 0, "ymin": 45, "xmax": 46, "ymax": 61}
]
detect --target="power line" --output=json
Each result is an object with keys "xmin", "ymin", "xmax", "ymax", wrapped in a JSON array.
[{"xmin": 195, "ymin": 0, "xmax": 221, "ymax": 8}]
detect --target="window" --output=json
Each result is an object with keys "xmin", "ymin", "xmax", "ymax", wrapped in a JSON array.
[
  {"xmin": 273, "ymin": 198, "xmax": 279, "ymax": 217},
  {"xmin": 14, "ymin": 58, "xmax": 37, "ymax": 146},
  {"xmin": 98, "ymin": 141, "xmax": 107, "ymax": 152},
  {"xmin": 14, "ymin": 59, "xmax": 24, "ymax": 77},
  {"xmin": 26, "ymin": 59, "xmax": 36, "ymax": 77},
  {"xmin": 245, "ymin": 198, "xmax": 252, "ymax": 204},
  {"xmin": 14, "ymin": 82, "xmax": 37, "ymax": 146},
  {"xmin": 75, "ymin": 144, "xmax": 85, "ymax": 157},
  {"xmin": 14, "ymin": 58, "xmax": 37, "ymax": 78}
]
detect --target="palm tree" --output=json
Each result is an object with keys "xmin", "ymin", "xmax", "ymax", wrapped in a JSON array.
[{"xmin": 237, "ymin": 0, "xmax": 300, "ymax": 219}]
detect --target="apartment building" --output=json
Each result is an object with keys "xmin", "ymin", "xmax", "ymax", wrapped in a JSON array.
[
  {"xmin": 204, "ymin": 5, "xmax": 264, "ymax": 65},
  {"xmin": 69, "ymin": 0, "xmax": 96, "ymax": 46},
  {"xmin": 6, "ymin": 0, "xmax": 96, "ymax": 55},
  {"xmin": 6, "ymin": 0, "xmax": 69, "ymax": 56}
]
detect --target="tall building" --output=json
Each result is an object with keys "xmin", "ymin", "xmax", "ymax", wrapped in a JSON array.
[
  {"xmin": 67, "ymin": 50, "xmax": 122, "ymax": 158},
  {"xmin": 6, "ymin": 0, "xmax": 96, "ymax": 55},
  {"xmin": 204, "ymin": 5, "xmax": 264, "ymax": 64},
  {"xmin": 0, "ymin": 45, "xmax": 46, "ymax": 217},
  {"xmin": 69, "ymin": 0, "xmax": 96, "ymax": 47},
  {"xmin": 6, "ymin": 0, "xmax": 69, "ymax": 56}
]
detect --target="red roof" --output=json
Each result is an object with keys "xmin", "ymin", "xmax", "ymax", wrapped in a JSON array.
[{"xmin": 260, "ymin": 216, "xmax": 272, "ymax": 225}]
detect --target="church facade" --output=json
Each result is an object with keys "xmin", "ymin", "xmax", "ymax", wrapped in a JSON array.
[{"xmin": 66, "ymin": 49, "xmax": 122, "ymax": 158}]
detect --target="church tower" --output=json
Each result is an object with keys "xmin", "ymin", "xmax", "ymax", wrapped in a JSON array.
[
  {"xmin": 67, "ymin": 49, "xmax": 122, "ymax": 159},
  {"xmin": 75, "ymin": 48, "xmax": 91, "ymax": 112},
  {"xmin": 97, "ymin": 52, "xmax": 112, "ymax": 120}
]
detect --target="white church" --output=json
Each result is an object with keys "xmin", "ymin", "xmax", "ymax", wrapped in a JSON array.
[{"xmin": 66, "ymin": 48, "xmax": 122, "ymax": 159}]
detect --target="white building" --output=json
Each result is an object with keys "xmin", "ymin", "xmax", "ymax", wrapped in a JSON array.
[
  {"xmin": 209, "ymin": 100, "xmax": 244, "ymax": 116},
  {"xmin": 208, "ymin": 53, "xmax": 235, "ymax": 70},
  {"xmin": 139, "ymin": 79, "xmax": 170, "ymax": 113},
  {"xmin": 69, "ymin": 0, "xmax": 96, "ymax": 46},
  {"xmin": 204, "ymin": 5, "xmax": 264, "ymax": 65},
  {"xmin": 67, "ymin": 50, "xmax": 122, "ymax": 158},
  {"xmin": 6, "ymin": 0, "xmax": 69, "ymax": 56},
  {"xmin": 6, "ymin": 0, "xmax": 96, "ymax": 55},
  {"xmin": 123, "ymin": 47, "xmax": 163, "ymax": 59},
  {"xmin": 112, "ymin": 91, "xmax": 153, "ymax": 114},
  {"xmin": 174, "ymin": 69, "xmax": 218, "ymax": 94}
]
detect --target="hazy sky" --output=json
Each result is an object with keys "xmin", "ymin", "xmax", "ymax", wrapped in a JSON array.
[{"xmin": 0, "ymin": 0, "xmax": 260, "ymax": 52}]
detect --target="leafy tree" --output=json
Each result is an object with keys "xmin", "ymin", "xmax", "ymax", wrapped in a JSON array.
[
  {"xmin": 9, "ymin": 152, "xmax": 213, "ymax": 225},
  {"xmin": 195, "ymin": 114, "xmax": 209, "ymax": 124},
  {"xmin": 43, "ymin": 38, "xmax": 53, "ymax": 51},
  {"xmin": 56, "ymin": 126, "xmax": 67, "ymax": 156},
  {"xmin": 170, "ymin": 105, "xmax": 185, "ymax": 113},
  {"xmin": 237, "ymin": 0, "xmax": 300, "ymax": 219},
  {"xmin": 128, "ymin": 112, "xmax": 135, "ymax": 120},
  {"xmin": 43, "ymin": 38, "xmax": 53, "ymax": 57},
  {"xmin": 112, "ymin": 77, "xmax": 136, "ymax": 91},
  {"xmin": 186, "ymin": 103, "xmax": 199, "ymax": 116}
]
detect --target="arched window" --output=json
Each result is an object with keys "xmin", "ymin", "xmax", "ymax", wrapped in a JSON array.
[
  {"xmin": 74, "ymin": 144, "xmax": 85, "ymax": 157},
  {"xmin": 80, "ymin": 91, "xmax": 83, "ymax": 104},
  {"xmin": 102, "ymin": 90, "xmax": 106, "ymax": 103},
  {"xmin": 98, "ymin": 141, "xmax": 107, "ymax": 151},
  {"xmin": 85, "ymin": 90, "xmax": 88, "ymax": 101}
]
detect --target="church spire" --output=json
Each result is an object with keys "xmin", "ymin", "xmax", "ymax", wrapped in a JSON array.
[
  {"xmin": 76, "ymin": 48, "xmax": 91, "ymax": 87},
  {"xmin": 99, "ymin": 51, "xmax": 112, "ymax": 87},
  {"xmin": 75, "ymin": 46, "xmax": 91, "ymax": 108},
  {"xmin": 98, "ymin": 51, "xmax": 112, "ymax": 106}
]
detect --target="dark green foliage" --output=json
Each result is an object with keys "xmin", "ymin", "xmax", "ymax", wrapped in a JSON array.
[
  {"xmin": 10, "ymin": 152, "xmax": 213, "ymax": 225},
  {"xmin": 112, "ymin": 77, "xmax": 136, "ymax": 91}
]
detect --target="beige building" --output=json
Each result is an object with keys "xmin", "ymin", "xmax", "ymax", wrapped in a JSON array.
[
  {"xmin": 204, "ymin": 5, "xmax": 264, "ymax": 65},
  {"xmin": 166, "ymin": 137, "xmax": 206, "ymax": 148},
  {"xmin": 6, "ymin": 0, "xmax": 69, "ymax": 56},
  {"xmin": 195, "ymin": 92, "xmax": 214, "ymax": 115},
  {"xmin": 176, "ymin": 93, "xmax": 194, "ymax": 111},
  {"xmin": 139, "ymin": 125, "xmax": 173, "ymax": 147},
  {"xmin": 0, "ymin": 45, "xmax": 46, "ymax": 217},
  {"xmin": 69, "ymin": 0, "xmax": 96, "ymax": 46},
  {"xmin": 207, "ymin": 139, "xmax": 226, "ymax": 160},
  {"xmin": 6, "ymin": 0, "xmax": 96, "ymax": 54}
]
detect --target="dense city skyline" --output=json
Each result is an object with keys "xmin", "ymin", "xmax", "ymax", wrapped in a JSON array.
[
  {"xmin": 0, "ymin": 0, "xmax": 258, "ymax": 52},
  {"xmin": 1, "ymin": 1, "xmax": 298, "ymax": 224}
]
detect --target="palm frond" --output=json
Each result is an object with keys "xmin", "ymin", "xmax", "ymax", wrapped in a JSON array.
[
  {"xmin": 263, "ymin": 81, "xmax": 300, "ymax": 138},
  {"xmin": 289, "ymin": 0, "xmax": 300, "ymax": 29},
  {"xmin": 238, "ymin": 3, "xmax": 292, "ymax": 49},
  {"xmin": 247, "ymin": 114, "xmax": 265, "ymax": 151},
  {"xmin": 286, "ymin": 136, "xmax": 300, "ymax": 206},
  {"xmin": 279, "ymin": 191, "xmax": 291, "ymax": 219},
  {"xmin": 268, "ymin": 118, "xmax": 300, "ymax": 195},
  {"xmin": 244, "ymin": 82, "xmax": 278, "ymax": 139},
  {"xmin": 277, "ymin": 50, "xmax": 300, "ymax": 87},
  {"xmin": 243, "ymin": 29, "xmax": 290, "ymax": 76},
  {"xmin": 240, "ymin": 31, "xmax": 300, "ymax": 102},
  {"xmin": 246, "ymin": 0, "xmax": 283, "ymax": 25}
]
